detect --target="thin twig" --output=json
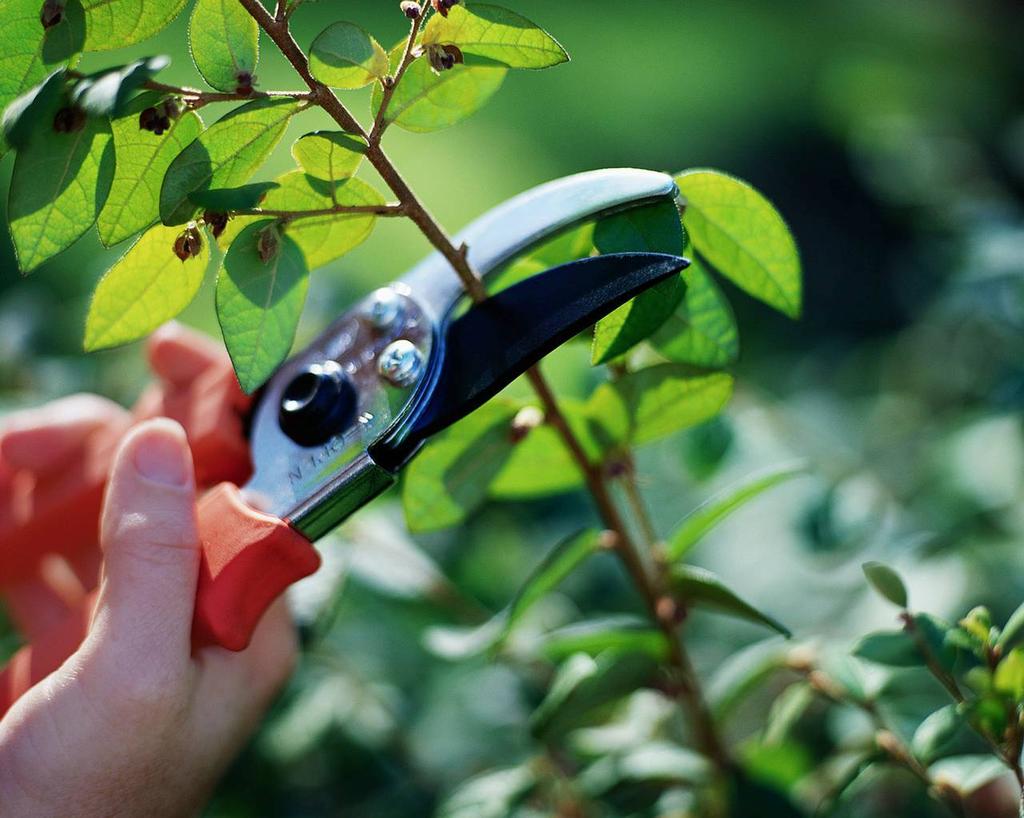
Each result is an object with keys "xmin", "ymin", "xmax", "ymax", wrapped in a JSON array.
[{"xmin": 369, "ymin": 7, "xmax": 429, "ymax": 145}]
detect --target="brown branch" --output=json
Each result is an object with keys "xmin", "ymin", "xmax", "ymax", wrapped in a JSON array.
[
  {"xmin": 237, "ymin": 0, "xmax": 731, "ymax": 775},
  {"xmin": 140, "ymin": 79, "xmax": 311, "ymax": 107},
  {"xmin": 369, "ymin": 7, "xmax": 428, "ymax": 145}
]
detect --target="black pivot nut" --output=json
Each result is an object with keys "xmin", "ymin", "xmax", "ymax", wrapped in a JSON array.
[{"xmin": 279, "ymin": 361, "xmax": 358, "ymax": 447}]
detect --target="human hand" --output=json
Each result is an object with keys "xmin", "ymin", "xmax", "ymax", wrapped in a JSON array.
[{"xmin": 0, "ymin": 344, "xmax": 296, "ymax": 816}]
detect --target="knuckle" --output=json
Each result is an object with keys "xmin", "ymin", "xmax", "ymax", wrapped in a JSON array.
[{"xmin": 108, "ymin": 508, "xmax": 197, "ymax": 557}]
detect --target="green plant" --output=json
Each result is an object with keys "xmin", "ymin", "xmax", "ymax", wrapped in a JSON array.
[{"xmin": 0, "ymin": 1, "xmax": 889, "ymax": 815}]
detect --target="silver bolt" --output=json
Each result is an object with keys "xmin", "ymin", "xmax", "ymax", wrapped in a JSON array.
[
  {"xmin": 364, "ymin": 287, "xmax": 403, "ymax": 331},
  {"xmin": 378, "ymin": 340, "xmax": 424, "ymax": 388}
]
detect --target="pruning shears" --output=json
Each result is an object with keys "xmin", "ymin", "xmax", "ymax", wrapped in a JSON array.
[{"xmin": 0, "ymin": 168, "xmax": 686, "ymax": 712}]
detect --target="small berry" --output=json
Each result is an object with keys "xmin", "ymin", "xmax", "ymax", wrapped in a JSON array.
[
  {"xmin": 235, "ymin": 71, "xmax": 254, "ymax": 97},
  {"xmin": 203, "ymin": 210, "xmax": 229, "ymax": 239},
  {"xmin": 52, "ymin": 106, "xmax": 85, "ymax": 134},
  {"xmin": 173, "ymin": 224, "xmax": 203, "ymax": 261},
  {"xmin": 400, "ymin": 1, "xmax": 421, "ymax": 19},
  {"xmin": 39, "ymin": 0, "xmax": 64, "ymax": 28},
  {"xmin": 426, "ymin": 43, "xmax": 463, "ymax": 73}
]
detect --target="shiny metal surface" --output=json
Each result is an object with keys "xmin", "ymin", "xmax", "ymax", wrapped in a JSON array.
[{"xmin": 244, "ymin": 168, "xmax": 678, "ymax": 534}]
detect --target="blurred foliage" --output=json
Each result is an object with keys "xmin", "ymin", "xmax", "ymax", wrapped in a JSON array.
[{"xmin": 2, "ymin": 0, "xmax": 1024, "ymax": 816}]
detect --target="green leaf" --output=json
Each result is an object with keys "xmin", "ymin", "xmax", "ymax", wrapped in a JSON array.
[
  {"xmin": 188, "ymin": 0, "xmax": 259, "ymax": 92},
  {"xmin": 0, "ymin": 0, "xmax": 83, "ymax": 156},
  {"xmin": 994, "ymin": 648, "xmax": 1024, "ymax": 700},
  {"xmin": 497, "ymin": 528, "xmax": 601, "ymax": 647},
  {"xmin": 261, "ymin": 171, "xmax": 384, "ymax": 268},
  {"xmin": 538, "ymin": 617, "xmax": 669, "ymax": 662},
  {"xmin": 371, "ymin": 45, "xmax": 506, "ymax": 133},
  {"xmin": 996, "ymin": 600, "xmax": 1024, "ymax": 653},
  {"xmin": 912, "ymin": 705, "xmax": 963, "ymax": 763},
  {"xmin": 614, "ymin": 365, "xmax": 734, "ymax": 446},
  {"xmin": 489, "ymin": 424, "xmax": 583, "ymax": 499},
  {"xmin": 422, "ymin": 3, "xmax": 569, "ymax": 69},
  {"xmin": 215, "ymin": 220, "xmax": 309, "ymax": 393},
  {"xmin": 437, "ymin": 765, "xmax": 536, "ymax": 818},
  {"xmin": 852, "ymin": 630, "xmax": 921, "ymax": 667},
  {"xmin": 666, "ymin": 462, "xmax": 807, "ymax": 561},
  {"xmin": 159, "ymin": 97, "xmax": 300, "ymax": 226},
  {"xmin": 591, "ymin": 201, "xmax": 687, "ymax": 364},
  {"xmin": 762, "ymin": 683, "xmax": 813, "ymax": 746},
  {"xmin": 98, "ymin": 94, "xmax": 203, "ymax": 246},
  {"xmin": 707, "ymin": 638, "xmax": 788, "ymax": 721},
  {"xmin": 651, "ymin": 261, "xmax": 739, "ymax": 367},
  {"xmin": 670, "ymin": 564, "xmax": 790, "ymax": 636},
  {"xmin": 530, "ymin": 651, "xmax": 659, "ymax": 740},
  {"xmin": 188, "ymin": 182, "xmax": 278, "ymax": 211},
  {"xmin": 677, "ymin": 169, "xmax": 801, "ymax": 318},
  {"xmin": 862, "ymin": 561, "xmax": 908, "ymax": 608},
  {"xmin": 81, "ymin": 0, "xmax": 188, "ymax": 51},
  {"xmin": 9, "ymin": 113, "xmax": 114, "ymax": 272},
  {"xmin": 929, "ymin": 755, "xmax": 1009, "ymax": 797},
  {"xmin": 309, "ymin": 22, "xmax": 388, "ymax": 90},
  {"xmin": 70, "ymin": 57, "xmax": 169, "ymax": 117},
  {"xmin": 578, "ymin": 743, "xmax": 712, "ymax": 797},
  {"xmin": 85, "ymin": 223, "xmax": 210, "ymax": 350},
  {"xmin": 1, "ymin": 69, "xmax": 68, "ymax": 151},
  {"xmin": 402, "ymin": 401, "xmax": 518, "ymax": 532},
  {"xmin": 292, "ymin": 131, "xmax": 366, "ymax": 181}
]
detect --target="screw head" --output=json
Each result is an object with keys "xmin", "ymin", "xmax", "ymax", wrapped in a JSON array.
[
  {"xmin": 364, "ymin": 288, "xmax": 404, "ymax": 331},
  {"xmin": 378, "ymin": 340, "xmax": 424, "ymax": 388}
]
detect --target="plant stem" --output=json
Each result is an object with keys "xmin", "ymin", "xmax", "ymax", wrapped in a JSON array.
[
  {"xmin": 238, "ymin": 0, "xmax": 730, "ymax": 774},
  {"xmin": 369, "ymin": 8, "xmax": 428, "ymax": 145}
]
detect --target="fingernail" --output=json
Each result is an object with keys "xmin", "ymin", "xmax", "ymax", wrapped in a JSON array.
[{"xmin": 132, "ymin": 421, "xmax": 190, "ymax": 486}]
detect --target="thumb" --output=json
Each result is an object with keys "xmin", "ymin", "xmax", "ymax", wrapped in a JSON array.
[{"xmin": 93, "ymin": 419, "xmax": 198, "ymax": 662}]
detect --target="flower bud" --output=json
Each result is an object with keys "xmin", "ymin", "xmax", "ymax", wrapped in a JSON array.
[
  {"xmin": 39, "ymin": 0, "xmax": 65, "ymax": 29},
  {"xmin": 400, "ymin": 1, "xmax": 421, "ymax": 19},
  {"xmin": 431, "ymin": 0, "xmax": 459, "ymax": 16},
  {"xmin": 509, "ymin": 405, "xmax": 543, "ymax": 443},
  {"xmin": 52, "ymin": 106, "xmax": 85, "ymax": 134},
  {"xmin": 257, "ymin": 224, "xmax": 281, "ymax": 263},
  {"xmin": 426, "ymin": 43, "xmax": 463, "ymax": 73},
  {"xmin": 235, "ymin": 70, "xmax": 254, "ymax": 97},
  {"xmin": 203, "ymin": 210, "xmax": 229, "ymax": 239},
  {"xmin": 173, "ymin": 224, "xmax": 203, "ymax": 261}
]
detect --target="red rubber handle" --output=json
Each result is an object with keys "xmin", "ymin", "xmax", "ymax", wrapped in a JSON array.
[{"xmin": 192, "ymin": 484, "xmax": 321, "ymax": 651}]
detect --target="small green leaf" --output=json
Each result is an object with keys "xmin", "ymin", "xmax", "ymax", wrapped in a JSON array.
[
  {"xmin": 371, "ymin": 44, "xmax": 506, "ymax": 133},
  {"xmin": 591, "ymin": 200, "xmax": 687, "ymax": 364},
  {"xmin": 422, "ymin": 3, "xmax": 569, "ymax": 69},
  {"xmin": 70, "ymin": 57, "xmax": 169, "ymax": 117},
  {"xmin": 996, "ymin": 600, "xmax": 1024, "ymax": 653},
  {"xmin": 651, "ymin": 261, "xmax": 739, "ymax": 367},
  {"xmin": 215, "ymin": 220, "xmax": 309, "ymax": 393},
  {"xmin": 260, "ymin": 171, "xmax": 384, "ymax": 268},
  {"xmin": 292, "ymin": 131, "xmax": 366, "ymax": 181},
  {"xmin": 1, "ymin": 69, "xmax": 67, "ymax": 151},
  {"xmin": 994, "ymin": 648, "xmax": 1024, "ymax": 701},
  {"xmin": 670, "ymin": 564, "xmax": 790, "ymax": 636},
  {"xmin": 9, "ymin": 112, "xmax": 114, "ymax": 272},
  {"xmin": 615, "ymin": 365, "xmax": 734, "ymax": 446},
  {"xmin": 188, "ymin": 0, "xmax": 259, "ymax": 92},
  {"xmin": 530, "ymin": 651, "xmax": 659, "ymax": 740},
  {"xmin": 929, "ymin": 755, "xmax": 1009, "ymax": 797},
  {"xmin": 159, "ymin": 97, "xmax": 300, "ymax": 226},
  {"xmin": 98, "ymin": 94, "xmax": 203, "ymax": 247},
  {"xmin": 0, "ymin": 0, "xmax": 83, "ymax": 156},
  {"xmin": 538, "ymin": 617, "xmax": 668, "ymax": 662},
  {"xmin": 578, "ymin": 742, "xmax": 712, "ymax": 796},
  {"xmin": 707, "ymin": 638, "xmax": 788, "ymax": 721},
  {"xmin": 959, "ymin": 606, "xmax": 993, "ymax": 646},
  {"xmin": 489, "ymin": 424, "xmax": 583, "ymax": 499},
  {"xmin": 862, "ymin": 561, "xmax": 908, "ymax": 608},
  {"xmin": 496, "ymin": 528, "xmax": 601, "ymax": 648},
  {"xmin": 852, "ymin": 630, "xmax": 921, "ymax": 667},
  {"xmin": 309, "ymin": 22, "xmax": 388, "ymax": 89},
  {"xmin": 188, "ymin": 182, "xmax": 278, "ymax": 211},
  {"xmin": 85, "ymin": 223, "xmax": 210, "ymax": 350},
  {"xmin": 677, "ymin": 169, "xmax": 801, "ymax": 318},
  {"xmin": 911, "ymin": 705, "xmax": 963, "ymax": 764},
  {"xmin": 437, "ymin": 765, "xmax": 537, "ymax": 818},
  {"xmin": 666, "ymin": 462, "xmax": 806, "ymax": 561},
  {"xmin": 81, "ymin": 0, "xmax": 189, "ymax": 51},
  {"xmin": 402, "ymin": 401, "xmax": 519, "ymax": 532},
  {"xmin": 762, "ymin": 683, "xmax": 813, "ymax": 746}
]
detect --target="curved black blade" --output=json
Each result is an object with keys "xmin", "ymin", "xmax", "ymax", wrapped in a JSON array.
[{"xmin": 372, "ymin": 252, "xmax": 689, "ymax": 469}]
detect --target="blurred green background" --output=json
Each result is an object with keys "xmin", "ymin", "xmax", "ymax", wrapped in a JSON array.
[{"xmin": 2, "ymin": 1, "xmax": 1024, "ymax": 815}]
